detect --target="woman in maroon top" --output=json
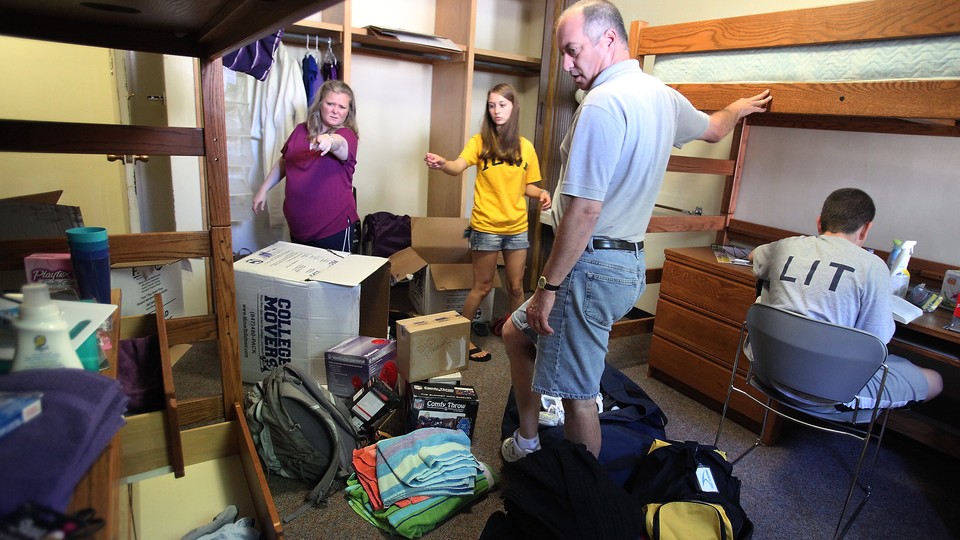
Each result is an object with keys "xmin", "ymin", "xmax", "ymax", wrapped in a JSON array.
[{"xmin": 253, "ymin": 80, "xmax": 360, "ymax": 251}]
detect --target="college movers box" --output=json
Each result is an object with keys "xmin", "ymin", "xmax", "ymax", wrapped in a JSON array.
[
  {"xmin": 388, "ymin": 217, "xmax": 499, "ymax": 323},
  {"xmin": 234, "ymin": 241, "xmax": 390, "ymax": 383}
]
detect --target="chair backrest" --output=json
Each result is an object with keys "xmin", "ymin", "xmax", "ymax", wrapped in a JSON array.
[{"xmin": 745, "ymin": 303, "xmax": 887, "ymax": 404}]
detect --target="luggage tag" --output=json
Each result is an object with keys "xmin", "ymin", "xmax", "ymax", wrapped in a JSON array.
[
  {"xmin": 691, "ymin": 443, "xmax": 719, "ymax": 493},
  {"xmin": 696, "ymin": 466, "xmax": 719, "ymax": 492}
]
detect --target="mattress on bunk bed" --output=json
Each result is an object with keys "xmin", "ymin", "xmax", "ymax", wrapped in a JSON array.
[{"xmin": 650, "ymin": 35, "xmax": 960, "ymax": 83}]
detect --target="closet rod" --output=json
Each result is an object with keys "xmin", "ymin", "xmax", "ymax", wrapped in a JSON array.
[{"xmin": 282, "ymin": 32, "xmax": 340, "ymax": 46}]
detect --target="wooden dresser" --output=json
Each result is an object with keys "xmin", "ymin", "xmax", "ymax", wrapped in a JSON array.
[{"xmin": 649, "ymin": 246, "xmax": 780, "ymax": 440}]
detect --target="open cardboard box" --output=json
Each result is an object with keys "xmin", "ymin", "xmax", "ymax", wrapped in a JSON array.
[
  {"xmin": 388, "ymin": 217, "xmax": 500, "ymax": 323},
  {"xmin": 234, "ymin": 241, "xmax": 391, "ymax": 384}
]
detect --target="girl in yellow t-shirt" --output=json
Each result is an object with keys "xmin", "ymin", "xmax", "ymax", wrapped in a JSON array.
[{"xmin": 425, "ymin": 83, "xmax": 551, "ymax": 362}]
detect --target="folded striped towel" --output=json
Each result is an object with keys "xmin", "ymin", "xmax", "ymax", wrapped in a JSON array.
[{"xmin": 376, "ymin": 427, "xmax": 479, "ymax": 507}]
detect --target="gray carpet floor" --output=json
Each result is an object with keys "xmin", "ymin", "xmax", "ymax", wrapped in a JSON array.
[{"xmin": 172, "ymin": 295, "xmax": 960, "ymax": 540}]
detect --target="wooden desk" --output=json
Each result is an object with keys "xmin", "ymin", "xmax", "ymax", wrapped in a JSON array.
[
  {"xmin": 652, "ymin": 246, "xmax": 960, "ymax": 456},
  {"xmin": 887, "ymin": 305, "xmax": 960, "ymax": 458},
  {"xmin": 67, "ymin": 290, "xmax": 121, "ymax": 539}
]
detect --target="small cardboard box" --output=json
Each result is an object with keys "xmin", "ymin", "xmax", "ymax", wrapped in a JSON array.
[
  {"xmin": 325, "ymin": 336, "xmax": 397, "ymax": 398},
  {"xmin": 395, "ymin": 311, "xmax": 469, "ymax": 382},
  {"xmin": 349, "ymin": 377, "xmax": 401, "ymax": 434},
  {"xmin": 234, "ymin": 241, "xmax": 390, "ymax": 384},
  {"xmin": 941, "ymin": 269, "xmax": 960, "ymax": 308},
  {"xmin": 408, "ymin": 382, "xmax": 479, "ymax": 439},
  {"xmin": 389, "ymin": 217, "xmax": 499, "ymax": 322},
  {"xmin": 24, "ymin": 253, "xmax": 76, "ymax": 296},
  {"xmin": 111, "ymin": 263, "xmax": 185, "ymax": 317}
]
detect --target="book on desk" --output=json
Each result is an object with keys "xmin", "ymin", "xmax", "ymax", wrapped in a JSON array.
[{"xmin": 891, "ymin": 294, "xmax": 923, "ymax": 325}]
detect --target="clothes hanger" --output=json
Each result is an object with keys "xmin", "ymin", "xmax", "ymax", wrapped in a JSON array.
[{"xmin": 323, "ymin": 36, "xmax": 337, "ymax": 66}]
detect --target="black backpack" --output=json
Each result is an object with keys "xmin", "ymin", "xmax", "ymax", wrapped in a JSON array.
[
  {"xmin": 501, "ymin": 362, "xmax": 668, "ymax": 487},
  {"xmin": 244, "ymin": 364, "xmax": 359, "ymax": 523},
  {"xmin": 361, "ymin": 211, "xmax": 411, "ymax": 257},
  {"xmin": 628, "ymin": 439, "xmax": 753, "ymax": 540}
]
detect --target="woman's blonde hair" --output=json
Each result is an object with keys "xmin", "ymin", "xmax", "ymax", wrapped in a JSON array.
[
  {"xmin": 307, "ymin": 80, "xmax": 359, "ymax": 139},
  {"xmin": 478, "ymin": 83, "xmax": 521, "ymax": 166}
]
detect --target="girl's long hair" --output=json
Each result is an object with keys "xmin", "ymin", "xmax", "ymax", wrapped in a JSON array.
[
  {"xmin": 479, "ymin": 83, "xmax": 521, "ymax": 166},
  {"xmin": 307, "ymin": 80, "xmax": 359, "ymax": 139}
]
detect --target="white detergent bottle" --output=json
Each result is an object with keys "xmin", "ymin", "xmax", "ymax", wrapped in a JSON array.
[
  {"xmin": 889, "ymin": 240, "xmax": 916, "ymax": 298},
  {"xmin": 11, "ymin": 283, "xmax": 84, "ymax": 371}
]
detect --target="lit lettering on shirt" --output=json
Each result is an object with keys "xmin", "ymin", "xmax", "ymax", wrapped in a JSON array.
[{"xmin": 778, "ymin": 256, "xmax": 856, "ymax": 291}]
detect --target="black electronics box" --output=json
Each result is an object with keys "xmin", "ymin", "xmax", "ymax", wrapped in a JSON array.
[{"xmin": 408, "ymin": 382, "xmax": 479, "ymax": 440}]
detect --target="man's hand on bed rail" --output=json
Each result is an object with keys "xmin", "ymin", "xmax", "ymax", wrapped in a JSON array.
[{"xmin": 700, "ymin": 90, "xmax": 772, "ymax": 143}]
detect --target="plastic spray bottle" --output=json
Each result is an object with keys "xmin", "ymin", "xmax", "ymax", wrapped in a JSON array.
[
  {"xmin": 888, "ymin": 239, "xmax": 916, "ymax": 298},
  {"xmin": 11, "ymin": 283, "xmax": 84, "ymax": 371}
]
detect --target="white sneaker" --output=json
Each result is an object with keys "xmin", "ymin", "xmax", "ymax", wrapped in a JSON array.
[
  {"xmin": 538, "ymin": 405, "xmax": 564, "ymax": 427},
  {"xmin": 501, "ymin": 431, "xmax": 541, "ymax": 463}
]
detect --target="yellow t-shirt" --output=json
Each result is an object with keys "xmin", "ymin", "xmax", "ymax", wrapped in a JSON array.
[{"xmin": 458, "ymin": 133, "xmax": 542, "ymax": 235}]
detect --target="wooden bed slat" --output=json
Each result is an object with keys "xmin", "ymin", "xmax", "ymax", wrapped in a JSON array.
[
  {"xmin": 749, "ymin": 114, "xmax": 960, "ymax": 137},
  {"xmin": 648, "ymin": 215, "xmax": 726, "ymax": 233},
  {"xmin": 669, "ymin": 81, "xmax": 960, "ymax": 119},
  {"xmin": 667, "ymin": 155, "xmax": 736, "ymax": 176},
  {"xmin": 0, "ymin": 120, "xmax": 204, "ymax": 156},
  {"xmin": 633, "ymin": 0, "xmax": 960, "ymax": 55}
]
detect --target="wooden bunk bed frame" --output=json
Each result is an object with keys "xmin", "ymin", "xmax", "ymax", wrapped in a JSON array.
[
  {"xmin": 0, "ymin": 1, "xmax": 344, "ymax": 537},
  {"xmin": 630, "ymin": 0, "xmax": 960, "ymax": 282},
  {"xmin": 629, "ymin": 0, "xmax": 960, "ymax": 454}
]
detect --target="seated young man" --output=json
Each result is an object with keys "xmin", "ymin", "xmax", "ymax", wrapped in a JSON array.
[{"xmin": 749, "ymin": 187, "xmax": 942, "ymax": 413}]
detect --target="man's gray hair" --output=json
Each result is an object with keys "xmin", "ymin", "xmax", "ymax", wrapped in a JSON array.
[{"xmin": 579, "ymin": 0, "xmax": 628, "ymax": 46}]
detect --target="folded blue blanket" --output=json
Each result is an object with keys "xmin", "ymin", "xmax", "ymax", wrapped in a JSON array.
[
  {"xmin": 376, "ymin": 427, "xmax": 479, "ymax": 507},
  {"xmin": 0, "ymin": 368, "xmax": 128, "ymax": 515}
]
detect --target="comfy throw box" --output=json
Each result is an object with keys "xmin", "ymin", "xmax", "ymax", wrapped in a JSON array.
[{"xmin": 234, "ymin": 241, "xmax": 390, "ymax": 383}]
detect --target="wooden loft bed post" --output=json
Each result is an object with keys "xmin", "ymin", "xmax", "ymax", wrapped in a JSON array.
[
  {"xmin": 199, "ymin": 55, "xmax": 244, "ymax": 414},
  {"xmin": 628, "ymin": 18, "xmax": 747, "ymax": 244}
]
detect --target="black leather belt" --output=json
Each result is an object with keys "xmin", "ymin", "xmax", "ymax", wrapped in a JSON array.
[{"xmin": 592, "ymin": 238, "xmax": 643, "ymax": 251}]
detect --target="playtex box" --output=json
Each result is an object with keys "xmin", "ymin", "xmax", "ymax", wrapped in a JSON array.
[
  {"xmin": 408, "ymin": 382, "xmax": 479, "ymax": 440},
  {"xmin": 325, "ymin": 336, "xmax": 398, "ymax": 398},
  {"xmin": 24, "ymin": 253, "xmax": 77, "ymax": 297},
  {"xmin": 395, "ymin": 311, "xmax": 469, "ymax": 383},
  {"xmin": 234, "ymin": 241, "xmax": 390, "ymax": 384},
  {"xmin": 388, "ymin": 217, "xmax": 499, "ymax": 323}
]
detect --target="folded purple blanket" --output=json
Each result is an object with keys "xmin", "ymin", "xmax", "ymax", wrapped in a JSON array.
[{"xmin": 0, "ymin": 368, "xmax": 128, "ymax": 516}]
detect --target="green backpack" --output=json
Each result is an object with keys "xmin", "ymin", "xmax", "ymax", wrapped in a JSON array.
[{"xmin": 244, "ymin": 363, "xmax": 358, "ymax": 523}]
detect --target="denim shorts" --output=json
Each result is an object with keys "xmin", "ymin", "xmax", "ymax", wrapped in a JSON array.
[
  {"xmin": 511, "ymin": 243, "xmax": 645, "ymax": 399},
  {"xmin": 468, "ymin": 229, "xmax": 529, "ymax": 251}
]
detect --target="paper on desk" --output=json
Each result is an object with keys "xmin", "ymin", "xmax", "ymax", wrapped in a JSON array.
[
  {"xmin": 711, "ymin": 244, "xmax": 752, "ymax": 266},
  {"xmin": 0, "ymin": 297, "xmax": 117, "ymax": 359}
]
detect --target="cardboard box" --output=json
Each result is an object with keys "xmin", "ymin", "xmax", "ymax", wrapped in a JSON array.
[
  {"xmin": 325, "ymin": 336, "xmax": 397, "ymax": 398},
  {"xmin": 0, "ymin": 392, "xmax": 43, "ymax": 440},
  {"xmin": 395, "ymin": 311, "xmax": 469, "ymax": 382},
  {"xmin": 234, "ymin": 241, "xmax": 390, "ymax": 384},
  {"xmin": 349, "ymin": 377, "xmax": 401, "ymax": 434},
  {"xmin": 941, "ymin": 269, "xmax": 960, "ymax": 308},
  {"xmin": 24, "ymin": 253, "xmax": 77, "ymax": 296},
  {"xmin": 111, "ymin": 263, "xmax": 185, "ymax": 317},
  {"xmin": 408, "ymin": 382, "xmax": 479, "ymax": 439},
  {"xmin": 389, "ymin": 217, "xmax": 499, "ymax": 322}
]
